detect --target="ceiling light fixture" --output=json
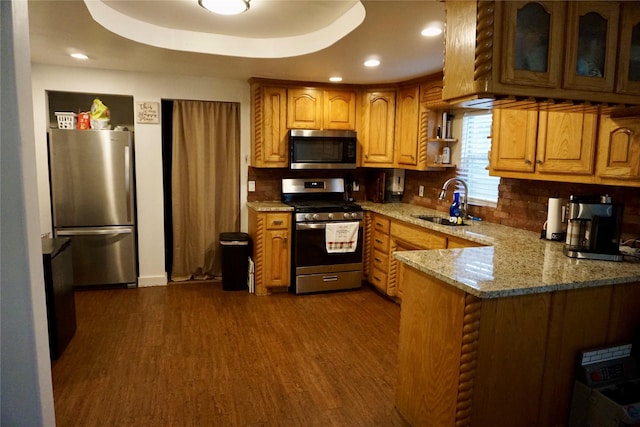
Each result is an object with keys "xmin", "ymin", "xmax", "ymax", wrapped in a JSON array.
[
  {"xmin": 364, "ymin": 59, "xmax": 380, "ymax": 68},
  {"xmin": 70, "ymin": 53, "xmax": 89, "ymax": 60},
  {"xmin": 329, "ymin": 76, "xmax": 343, "ymax": 82},
  {"xmin": 198, "ymin": 0, "xmax": 250, "ymax": 15},
  {"xmin": 421, "ymin": 22, "xmax": 444, "ymax": 37}
]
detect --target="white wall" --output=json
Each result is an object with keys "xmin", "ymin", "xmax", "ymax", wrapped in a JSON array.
[
  {"xmin": 31, "ymin": 65, "xmax": 252, "ymax": 286},
  {"xmin": 2, "ymin": 1, "xmax": 56, "ymax": 425}
]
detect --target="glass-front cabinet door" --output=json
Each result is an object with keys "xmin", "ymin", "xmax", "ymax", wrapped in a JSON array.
[
  {"xmin": 500, "ymin": 1, "xmax": 565, "ymax": 88},
  {"xmin": 616, "ymin": 3, "xmax": 640, "ymax": 95},
  {"xmin": 564, "ymin": 2, "xmax": 619, "ymax": 92}
]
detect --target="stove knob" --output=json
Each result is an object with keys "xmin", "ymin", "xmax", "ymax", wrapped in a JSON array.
[
  {"xmin": 305, "ymin": 214, "xmax": 313, "ymax": 221},
  {"xmin": 313, "ymin": 214, "xmax": 319, "ymax": 221},
  {"xmin": 343, "ymin": 213, "xmax": 350, "ymax": 219},
  {"xmin": 328, "ymin": 213, "xmax": 334, "ymax": 219},
  {"xmin": 351, "ymin": 212, "xmax": 358, "ymax": 219}
]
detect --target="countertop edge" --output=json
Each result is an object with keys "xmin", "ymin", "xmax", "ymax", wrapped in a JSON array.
[
  {"xmin": 247, "ymin": 201, "xmax": 293, "ymax": 212},
  {"xmin": 363, "ymin": 202, "xmax": 640, "ymax": 298}
]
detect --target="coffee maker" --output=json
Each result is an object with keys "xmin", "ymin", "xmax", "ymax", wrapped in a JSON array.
[{"xmin": 563, "ymin": 195, "xmax": 624, "ymax": 262}]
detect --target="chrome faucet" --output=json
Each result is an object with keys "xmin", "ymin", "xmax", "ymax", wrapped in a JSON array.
[{"xmin": 438, "ymin": 178, "xmax": 468, "ymax": 218}]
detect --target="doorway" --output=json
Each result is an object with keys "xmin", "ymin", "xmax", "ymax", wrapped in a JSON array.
[{"xmin": 161, "ymin": 99, "xmax": 240, "ymax": 281}]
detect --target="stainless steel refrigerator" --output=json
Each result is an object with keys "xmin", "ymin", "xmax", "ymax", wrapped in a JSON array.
[{"xmin": 48, "ymin": 129, "xmax": 137, "ymax": 288}]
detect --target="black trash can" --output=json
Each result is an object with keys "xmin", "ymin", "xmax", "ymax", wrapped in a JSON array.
[{"xmin": 219, "ymin": 232, "xmax": 251, "ymax": 291}]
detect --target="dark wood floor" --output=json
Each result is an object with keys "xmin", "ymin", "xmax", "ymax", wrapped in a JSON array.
[{"xmin": 51, "ymin": 282, "xmax": 409, "ymax": 426}]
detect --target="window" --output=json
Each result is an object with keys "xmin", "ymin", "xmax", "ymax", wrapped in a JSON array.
[{"xmin": 457, "ymin": 111, "xmax": 499, "ymax": 207}]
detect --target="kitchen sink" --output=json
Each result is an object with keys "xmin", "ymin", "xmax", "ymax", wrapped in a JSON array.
[{"xmin": 414, "ymin": 215, "xmax": 469, "ymax": 226}]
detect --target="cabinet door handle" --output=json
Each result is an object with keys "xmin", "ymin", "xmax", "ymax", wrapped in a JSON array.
[
  {"xmin": 365, "ymin": 154, "xmax": 369, "ymax": 159},
  {"xmin": 373, "ymin": 276, "xmax": 381, "ymax": 281},
  {"xmin": 536, "ymin": 159, "xmax": 543, "ymax": 165},
  {"xmin": 375, "ymin": 239, "xmax": 383, "ymax": 244},
  {"xmin": 375, "ymin": 257, "xmax": 382, "ymax": 262},
  {"xmin": 283, "ymin": 236, "xmax": 287, "ymax": 245},
  {"xmin": 524, "ymin": 159, "xmax": 532, "ymax": 165},
  {"xmin": 272, "ymin": 220, "xmax": 283, "ymax": 225}
]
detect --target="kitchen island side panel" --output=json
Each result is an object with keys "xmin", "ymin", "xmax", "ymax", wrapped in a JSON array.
[
  {"xmin": 396, "ymin": 261, "xmax": 640, "ymax": 427},
  {"xmin": 395, "ymin": 265, "xmax": 466, "ymax": 426}
]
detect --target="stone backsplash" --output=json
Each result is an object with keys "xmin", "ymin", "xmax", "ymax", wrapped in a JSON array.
[
  {"xmin": 247, "ymin": 166, "xmax": 640, "ymax": 242},
  {"xmin": 403, "ymin": 170, "xmax": 640, "ymax": 242}
]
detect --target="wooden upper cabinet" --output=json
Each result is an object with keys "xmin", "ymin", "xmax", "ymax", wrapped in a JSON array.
[
  {"xmin": 395, "ymin": 85, "xmax": 421, "ymax": 167},
  {"xmin": 323, "ymin": 90, "xmax": 356, "ymax": 130},
  {"xmin": 443, "ymin": 0, "xmax": 640, "ymax": 106},
  {"xmin": 491, "ymin": 107, "xmax": 598, "ymax": 180},
  {"xmin": 251, "ymin": 85, "xmax": 288, "ymax": 168},
  {"xmin": 491, "ymin": 108, "xmax": 538, "ymax": 172},
  {"xmin": 596, "ymin": 115, "xmax": 640, "ymax": 182},
  {"xmin": 287, "ymin": 87, "xmax": 356, "ymax": 130},
  {"xmin": 536, "ymin": 109, "xmax": 598, "ymax": 175},
  {"xmin": 287, "ymin": 87, "xmax": 323, "ymax": 129},
  {"xmin": 500, "ymin": 1, "xmax": 565, "ymax": 88},
  {"xmin": 616, "ymin": 4, "xmax": 640, "ymax": 95},
  {"xmin": 563, "ymin": 2, "xmax": 620, "ymax": 92},
  {"xmin": 360, "ymin": 90, "xmax": 396, "ymax": 167}
]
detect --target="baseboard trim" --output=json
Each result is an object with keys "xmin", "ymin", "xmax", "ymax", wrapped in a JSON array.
[{"xmin": 137, "ymin": 274, "xmax": 168, "ymax": 287}]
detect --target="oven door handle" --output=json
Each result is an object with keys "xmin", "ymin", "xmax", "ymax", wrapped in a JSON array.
[{"xmin": 296, "ymin": 222, "xmax": 362, "ymax": 230}]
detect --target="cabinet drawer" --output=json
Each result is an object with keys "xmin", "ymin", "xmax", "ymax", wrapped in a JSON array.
[
  {"xmin": 372, "ymin": 232, "xmax": 390, "ymax": 253},
  {"xmin": 265, "ymin": 213, "xmax": 290, "ymax": 230},
  {"xmin": 369, "ymin": 267, "xmax": 388, "ymax": 293},
  {"xmin": 372, "ymin": 216, "xmax": 391, "ymax": 234},
  {"xmin": 371, "ymin": 249, "xmax": 389, "ymax": 272},
  {"xmin": 391, "ymin": 221, "xmax": 447, "ymax": 250}
]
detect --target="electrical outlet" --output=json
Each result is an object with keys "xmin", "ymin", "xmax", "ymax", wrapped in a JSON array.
[
  {"xmin": 248, "ymin": 181, "xmax": 256, "ymax": 192},
  {"xmin": 353, "ymin": 180, "xmax": 360, "ymax": 192},
  {"xmin": 419, "ymin": 185, "xmax": 424, "ymax": 197}
]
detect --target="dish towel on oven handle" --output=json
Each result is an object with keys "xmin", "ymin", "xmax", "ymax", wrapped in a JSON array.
[{"xmin": 325, "ymin": 222, "xmax": 359, "ymax": 253}]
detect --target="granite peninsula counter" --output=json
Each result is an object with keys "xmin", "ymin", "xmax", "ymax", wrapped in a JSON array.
[
  {"xmin": 361, "ymin": 203, "xmax": 640, "ymax": 427},
  {"xmin": 360, "ymin": 202, "xmax": 640, "ymax": 298}
]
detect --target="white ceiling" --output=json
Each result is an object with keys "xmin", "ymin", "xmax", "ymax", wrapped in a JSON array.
[{"xmin": 27, "ymin": 0, "xmax": 446, "ymax": 84}]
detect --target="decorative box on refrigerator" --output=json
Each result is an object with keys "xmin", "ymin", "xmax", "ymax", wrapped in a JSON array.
[{"xmin": 48, "ymin": 129, "xmax": 138, "ymax": 288}]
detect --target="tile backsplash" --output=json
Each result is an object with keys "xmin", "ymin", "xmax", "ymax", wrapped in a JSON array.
[
  {"xmin": 247, "ymin": 166, "xmax": 640, "ymax": 241},
  {"xmin": 403, "ymin": 170, "xmax": 640, "ymax": 241}
]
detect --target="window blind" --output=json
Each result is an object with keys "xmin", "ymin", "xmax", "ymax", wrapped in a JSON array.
[{"xmin": 457, "ymin": 111, "xmax": 499, "ymax": 207}]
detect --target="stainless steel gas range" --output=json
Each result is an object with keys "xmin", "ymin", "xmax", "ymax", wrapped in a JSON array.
[{"xmin": 282, "ymin": 178, "xmax": 363, "ymax": 294}]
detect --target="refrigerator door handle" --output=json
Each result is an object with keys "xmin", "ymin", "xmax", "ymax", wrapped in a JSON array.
[
  {"xmin": 57, "ymin": 228, "xmax": 133, "ymax": 236},
  {"xmin": 124, "ymin": 145, "xmax": 131, "ymax": 223}
]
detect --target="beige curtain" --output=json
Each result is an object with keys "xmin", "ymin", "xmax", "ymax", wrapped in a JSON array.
[{"xmin": 171, "ymin": 100, "xmax": 240, "ymax": 281}]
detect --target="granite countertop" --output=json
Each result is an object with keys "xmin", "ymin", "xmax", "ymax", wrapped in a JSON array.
[
  {"xmin": 247, "ymin": 201, "xmax": 293, "ymax": 212},
  {"xmin": 361, "ymin": 202, "xmax": 640, "ymax": 299},
  {"xmin": 42, "ymin": 237, "xmax": 71, "ymax": 258}
]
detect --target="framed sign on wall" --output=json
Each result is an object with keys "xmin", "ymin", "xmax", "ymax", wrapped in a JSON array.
[{"xmin": 136, "ymin": 101, "xmax": 159, "ymax": 124}]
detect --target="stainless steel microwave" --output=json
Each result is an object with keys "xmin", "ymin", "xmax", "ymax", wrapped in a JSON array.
[{"xmin": 289, "ymin": 129, "xmax": 357, "ymax": 170}]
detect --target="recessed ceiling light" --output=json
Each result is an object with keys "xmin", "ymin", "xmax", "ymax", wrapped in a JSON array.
[
  {"xmin": 364, "ymin": 59, "xmax": 380, "ymax": 68},
  {"xmin": 199, "ymin": 0, "xmax": 250, "ymax": 15},
  {"xmin": 70, "ymin": 53, "xmax": 89, "ymax": 60},
  {"xmin": 329, "ymin": 76, "xmax": 343, "ymax": 82},
  {"xmin": 421, "ymin": 22, "xmax": 443, "ymax": 37}
]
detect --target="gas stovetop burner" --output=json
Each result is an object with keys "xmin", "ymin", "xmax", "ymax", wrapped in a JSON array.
[
  {"xmin": 281, "ymin": 177, "xmax": 362, "ymax": 217},
  {"xmin": 286, "ymin": 201, "xmax": 362, "ymax": 213}
]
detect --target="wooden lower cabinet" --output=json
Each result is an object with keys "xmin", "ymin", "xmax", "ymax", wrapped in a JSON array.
[
  {"xmin": 447, "ymin": 235, "xmax": 484, "ymax": 249},
  {"xmin": 248, "ymin": 209, "xmax": 291, "ymax": 295},
  {"xmin": 396, "ymin": 264, "xmax": 640, "ymax": 427},
  {"xmin": 366, "ymin": 213, "xmax": 482, "ymax": 299},
  {"xmin": 368, "ymin": 214, "xmax": 391, "ymax": 294}
]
